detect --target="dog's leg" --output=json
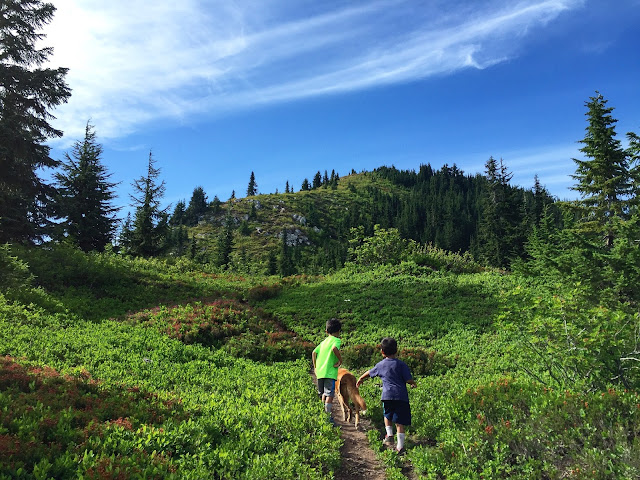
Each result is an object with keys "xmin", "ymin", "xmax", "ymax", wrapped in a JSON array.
[{"xmin": 337, "ymin": 393, "xmax": 347, "ymax": 422}]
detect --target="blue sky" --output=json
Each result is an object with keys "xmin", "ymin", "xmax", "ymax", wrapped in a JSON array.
[{"xmin": 44, "ymin": 0, "xmax": 640, "ymax": 213}]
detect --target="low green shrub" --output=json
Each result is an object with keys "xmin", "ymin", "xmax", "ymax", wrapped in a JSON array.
[
  {"xmin": 246, "ymin": 282, "xmax": 283, "ymax": 302},
  {"xmin": 125, "ymin": 299, "xmax": 314, "ymax": 363},
  {"xmin": 223, "ymin": 332, "xmax": 314, "ymax": 363},
  {"xmin": 409, "ymin": 243, "xmax": 484, "ymax": 274},
  {"xmin": 410, "ymin": 377, "xmax": 640, "ymax": 479},
  {"xmin": 341, "ymin": 344, "xmax": 455, "ymax": 376},
  {"xmin": 0, "ymin": 356, "xmax": 187, "ymax": 479}
]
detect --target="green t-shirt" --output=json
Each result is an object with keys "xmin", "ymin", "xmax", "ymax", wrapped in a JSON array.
[{"xmin": 313, "ymin": 335, "xmax": 341, "ymax": 380}]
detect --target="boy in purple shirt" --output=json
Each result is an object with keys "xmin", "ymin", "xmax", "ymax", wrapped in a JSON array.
[{"xmin": 357, "ymin": 337, "xmax": 417, "ymax": 453}]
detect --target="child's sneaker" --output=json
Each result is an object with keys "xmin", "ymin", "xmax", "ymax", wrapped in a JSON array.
[
  {"xmin": 383, "ymin": 435, "xmax": 394, "ymax": 446},
  {"xmin": 396, "ymin": 447, "xmax": 406, "ymax": 455}
]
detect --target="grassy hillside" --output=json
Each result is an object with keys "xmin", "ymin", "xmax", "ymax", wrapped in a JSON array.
[
  {"xmin": 1, "ymin": 244, "xmax": 639, "ymax": 479},
  {"xmin": 187, "ymin": 171, "xmax": 410, "ymax": 270}
]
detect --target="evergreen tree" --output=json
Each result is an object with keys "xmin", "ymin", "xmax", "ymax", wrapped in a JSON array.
[
  {"xmin": 564, "ymin": 93, "xmax": 640, "ymax": 301},
  {"xmin": 170, "ymin": 225, "xmax": 189, "ymax": 256},
  {"xmin": 279, "ymin": 228, "xmax": 294, "ymax": 276},
  {"xmin": 185, "ymin": 186, "xmax": 207, "ymax": 226},
  {"xmin": 216, "ymin": 211, "xmax": 234, "ymax": 268},
  {"xmin": 230, "ymin": 190, "xmax": 235, "ymax": 200},
  {"xmin": 301, "ymin": 179, "xmax": 310, "ymax": 191},
  {"xmin": 170, "ymin": 200, "xmax": 186, "ymax": 226},
  {"xmin": 285, "ymin": 181, "xmax": 290, "ymax": 194},
  {"xmin": 209, "ymin": 195, "xmax": 222, "ymax": 215},
  {"xmin": 312, "ymin": 171, "xmax": 322, "ymax": 189},
  {"xmin": 475, "ymin": 157, "xmax": 523, "ymax": 267},
  {"xmin": 267, "ymin": 249, "xmax": 278, "ymax": 275},
  {"xmin": 118, "ymin": 212, "xmax": 134, "ymax": 253},
  {"xmin": 247, "ymin": 171, "xmax": 257, "ymax": 196},
  {"xmin": 323, "ymin": 170, "xmax": 329, "ymax": 186},
  {"xmin": 127, "ymin": 151, "xmax": 169, "ymax": 257},
  {"xmin": 330, "ymin": 170, "xmax": 339, "ymax": 189},
  {"xmin": 0, "ymin": 0, "xmax": 71, "ymax": 243},
  {"xmin": 531, "ymin": 175, "xmax": 551, "ymax": 226},
  {"xmin": 475, "ymin": 157, "xmax": 501, "ymax": 265},
  {"xmin": 55, "ymin": 122, "xmax": 120, "ymax": 252},
  {"xmin": 571, "ymin": 92, "xmax": 635, "ymax": 248}
]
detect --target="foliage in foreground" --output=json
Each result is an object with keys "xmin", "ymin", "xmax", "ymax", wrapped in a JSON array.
[
  {"xmin": 0, "ymin": 246, "xmax": 340, "ymax": 479},
  {"xmin": 2, "ymin": 244, "xmax": 640, "ymax": 479}
]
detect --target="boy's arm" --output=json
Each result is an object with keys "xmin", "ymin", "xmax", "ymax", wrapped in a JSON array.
[
  {"xmin": 332, "ymin": 346, "xmax": 342, "ymax": 368},
  {"xmin": 403, "ymin": 363, "xmax": 417, "ymax": 388},
  {"xmin": 312, "ymin": 351, "xmax": 317, "ymax": 369},
  {"xmin": 356, "ymin": 371, "xmax": 370, "ymax": 388}
]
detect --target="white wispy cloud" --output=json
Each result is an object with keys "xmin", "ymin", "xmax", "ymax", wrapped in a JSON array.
[{"xmin": 45, "ymin": 0, "xmax": 583, "ymax": 143}]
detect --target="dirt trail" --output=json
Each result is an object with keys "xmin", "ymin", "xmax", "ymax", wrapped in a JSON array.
[
  {"xmin": 331, "ymin": 394, "xmax": 386, "ymax": 480},
  {"xmin": 311, "ymin": 371, "xmax": 411, "ymax": 480}
]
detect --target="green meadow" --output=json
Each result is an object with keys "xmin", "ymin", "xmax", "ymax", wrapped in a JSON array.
[{"xmin": 2, "ymin": 244, "xmax": 639, "ymax": 479}]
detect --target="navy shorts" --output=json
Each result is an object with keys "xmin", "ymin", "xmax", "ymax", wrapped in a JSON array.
[
  {"xmin": 317, "ymin": 378, "xmax": 336, "ymax": 397},
  {"xmin": 383, "ymin": 400, "xmax": 411, "ymax": 426}
]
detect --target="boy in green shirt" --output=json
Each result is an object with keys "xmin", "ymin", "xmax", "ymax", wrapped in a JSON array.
[{"xmin": 312, "ymin": 318, "xmax": 343, "ymax": 423}]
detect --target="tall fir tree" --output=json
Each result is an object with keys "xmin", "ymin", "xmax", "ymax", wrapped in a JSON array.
[
  {"xmin": 474, "ymin": 157, "xmax": 523, "ymax": 267},
  {"xmin": 475, "ymin": 157, "xmax": 502, "ymax": 266},
  {"xmin": 127, "ymin": 151, "xmax": 169, "ymax": 257},
  {"xmin": 0, "ymin": 0, "xmax": 71, "ymax": 242},
  {"xmin": 571, "ymin": 92, "xmax": 635, "ymax": 248},
  {"xmin": 568, "ymin": 93, "xmax": 640, "ymax": 301},
  {"xmin": 247, "ymin": 171, "xmax": 257, "ymax": 196},
  {"xmin": 55, "ymin": 122, "xmax": 119, "ymax": 252}
]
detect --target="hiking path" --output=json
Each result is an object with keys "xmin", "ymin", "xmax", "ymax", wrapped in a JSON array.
[{"xmin": 311, "ymin": 371, "xmax": 417, "ymax": 480}]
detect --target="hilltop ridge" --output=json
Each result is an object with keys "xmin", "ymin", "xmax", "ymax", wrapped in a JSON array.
[{"xmin": 178, "ymin": 163, "xmax": 544, "ymax": 273}]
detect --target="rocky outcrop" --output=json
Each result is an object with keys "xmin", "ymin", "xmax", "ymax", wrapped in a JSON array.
[{"xmin": 278, "ymin": 228, "xmax": 311, "ymax": 246}]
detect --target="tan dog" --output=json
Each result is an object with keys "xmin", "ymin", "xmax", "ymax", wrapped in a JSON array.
[{"xmin": 336, "ymin": 368, "xmax": 367, "ymax": 429}]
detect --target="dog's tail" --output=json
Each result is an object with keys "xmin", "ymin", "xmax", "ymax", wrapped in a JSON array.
[{"xmin": 352, "ymin": 390, "xmax": 367, "ymax": 412}]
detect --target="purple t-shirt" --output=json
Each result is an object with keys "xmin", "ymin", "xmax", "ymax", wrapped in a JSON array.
[{"xmin": 369, "ymin": 357, "xmax": 413, "ymax": 402}]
